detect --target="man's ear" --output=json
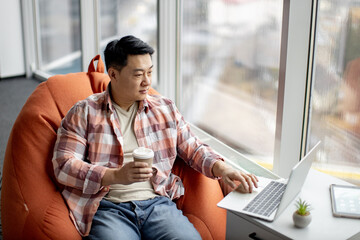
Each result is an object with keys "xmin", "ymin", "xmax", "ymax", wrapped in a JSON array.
[{"xmin": 108, "ymin": 67, "xmax": 117, "ymax": 80}]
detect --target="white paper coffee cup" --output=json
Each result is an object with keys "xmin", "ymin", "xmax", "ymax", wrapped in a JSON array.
[{"xmin": 132, "ymin": 147, "xmax": 154, "ymax": 167}]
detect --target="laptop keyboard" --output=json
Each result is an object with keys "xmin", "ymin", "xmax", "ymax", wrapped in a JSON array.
[{"xmin": 243, "ymin": 181, "xmax": 286, "ymax": 217}]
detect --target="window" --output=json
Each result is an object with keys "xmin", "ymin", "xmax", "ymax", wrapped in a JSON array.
[
  {"xmin": 307, "ymin": 0, "xmax": 360, "ymax": 185},
  {"xmin": 181, "ymin": 0, "xmax": 283, "ymax": 170},
  {"xmin": 99, "ymin": 0, "xmax": 158, "ymax": 85},
  {"xmin": 37, "ymin": 0, "xmax": 82, "ymax": 74},
  {"xmin": 21, "ymin": 0, "xmax": 359, "ymax": 184}
]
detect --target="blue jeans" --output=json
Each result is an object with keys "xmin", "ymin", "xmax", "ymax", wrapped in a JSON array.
[{"xmin": 88, "ymin": 197, "xmax": 202, "ymax": 240}]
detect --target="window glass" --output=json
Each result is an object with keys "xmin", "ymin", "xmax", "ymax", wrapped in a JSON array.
[
  {"xmin": 38, "ymin": 0, "xmax": 81, "ymax": 74},
  {"xmin": 99, "ymin": 0, "xmax": 158, "ymax": 86},
  {"xmin": 308, "ymin": 0, "xmax": 360, "ymax": 185},
  {"xmin": 181, "ymin": 0, "xmax": 283, "ymax": 169}
]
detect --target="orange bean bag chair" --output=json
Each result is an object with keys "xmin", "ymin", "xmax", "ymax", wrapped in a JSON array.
[{"xmin": 1, "ymin": 55, "xmax": 226, "ymax": 240}]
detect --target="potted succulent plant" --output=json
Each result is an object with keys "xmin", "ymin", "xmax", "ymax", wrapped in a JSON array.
[{"xmin": 293, "ymin": 198, "xmax": 312, "ymax": 228}]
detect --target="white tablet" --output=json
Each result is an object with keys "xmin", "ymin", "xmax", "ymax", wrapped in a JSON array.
[{"xmin": 330, "ymin": 184, "xmax": 360, "ymax": 219}]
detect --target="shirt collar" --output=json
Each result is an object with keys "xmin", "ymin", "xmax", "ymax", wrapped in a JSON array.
[{"xmin": 105, "ymin": 82, "xmax": 149, "ymax": 114}]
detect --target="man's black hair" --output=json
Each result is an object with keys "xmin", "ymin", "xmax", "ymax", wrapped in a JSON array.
[{"xmin": 104, "ymin": 35, "xmax": 154, "ymax": 71}]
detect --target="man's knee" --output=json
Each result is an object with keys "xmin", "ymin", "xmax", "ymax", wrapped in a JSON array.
[{"xmin": 142, "ymin": 198, "xmax": 201, "ymax": 239}]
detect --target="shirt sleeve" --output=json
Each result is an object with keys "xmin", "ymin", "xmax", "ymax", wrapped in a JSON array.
[
  {"xmin": 173, "ymin": 102, "xmax": 223, "ymax": 179},
  {"xmin": 52, "ymin": 102, "xmax": 107, "ymax": 195}
]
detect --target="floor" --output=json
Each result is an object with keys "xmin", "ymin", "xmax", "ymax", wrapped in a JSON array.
[{"xmin": 0, "ymin": 76, "xmax": 41, "ymax": 238}]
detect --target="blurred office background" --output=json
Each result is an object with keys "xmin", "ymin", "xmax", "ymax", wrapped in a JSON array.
[{"xmin": 1, "ymin": 2, "xmax": 360, "ymax": 236}]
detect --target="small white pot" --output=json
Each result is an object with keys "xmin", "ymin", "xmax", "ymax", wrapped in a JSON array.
[{"xmin": 292, "ymin": 211, "xmax": 312, "ymax": 228}]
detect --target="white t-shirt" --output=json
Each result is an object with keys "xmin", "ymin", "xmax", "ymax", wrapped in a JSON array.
[{"xmin": 104, "ymin": 101, "xmax": 158, "ymax": 203}]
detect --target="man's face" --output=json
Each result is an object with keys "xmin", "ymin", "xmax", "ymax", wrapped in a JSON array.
[{"xmin": 109, "ymin": 54, "xmax": 153, "ymax": 109}]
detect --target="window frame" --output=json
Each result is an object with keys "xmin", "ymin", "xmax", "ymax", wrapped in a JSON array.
[
  {"xmin": 80, "ymin": 0, "xmax": 99, "ymax": 72},
  {"xmin": 21, "ymin": 0, "xmax": 98, "ymax": 80},
  {"xmin": 157, "ymin": 0, "xmax": 180, "ymax": 103},
  {"xmin": 274, "ymin": 0, "xmax": 316, "ymax": 178}
]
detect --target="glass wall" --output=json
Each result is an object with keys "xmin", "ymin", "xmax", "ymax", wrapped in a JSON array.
[
  {"xmin": 99, "ymin": 0, "xmax": 158, "ymax": 85},
  {"xmin": 181, "ymin": 0, "xmax": 283, "ymax": 170},
  {"xmin": 308, "ymin": 0, "xmax": 360, "ymax": 185},
  {"xmin": 29, "ymin": 0, "xmax": 360, "ymax": 184},
  {"xmin": 38, "ymin": 0, "xmax": 82, "ymax": 74}
]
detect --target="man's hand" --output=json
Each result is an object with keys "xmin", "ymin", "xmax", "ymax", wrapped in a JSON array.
[
  {"xmin": 212, "ymin": 161, "xmax": 258, "ymax": 193},
  {"xmin": 102, "ymin": 162, "xmax": 153, "ymax": 186}
]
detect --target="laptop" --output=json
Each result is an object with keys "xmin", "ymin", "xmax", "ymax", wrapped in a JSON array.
[{"xmin": 217, "ymin": 141, "xmax": 321, "ymax": 222}]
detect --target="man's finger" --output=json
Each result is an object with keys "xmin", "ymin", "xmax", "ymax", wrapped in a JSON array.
[
  {"xmin": 236, "ymin": 183, "xmax": 250, "ymax": 193},
  {"xmin": 133, "ymin": 162, "xmax": 149, "ymax": 168},
  {"xmin": 237, "ymin": 175, "xmax": 250, "ymax": 192},
  {"xmin": 250, "ymin": 174, "xmax": 259, "ymax": 188},
  {"xmin": 135, "ymin": 167, "xmax": 153, "ymax": 174},
  {"xmin": 225, "ymin": 177, "xmax": 237, "ymax": 189},
  {"xmin": 245, "ymin": 176, "xmax": 253, "ymax": 193}
]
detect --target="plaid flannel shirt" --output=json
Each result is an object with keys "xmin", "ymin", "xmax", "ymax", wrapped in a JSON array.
[{"xmin": 52, "ymin": 84, "xmax": 222, "ymax": 236}]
